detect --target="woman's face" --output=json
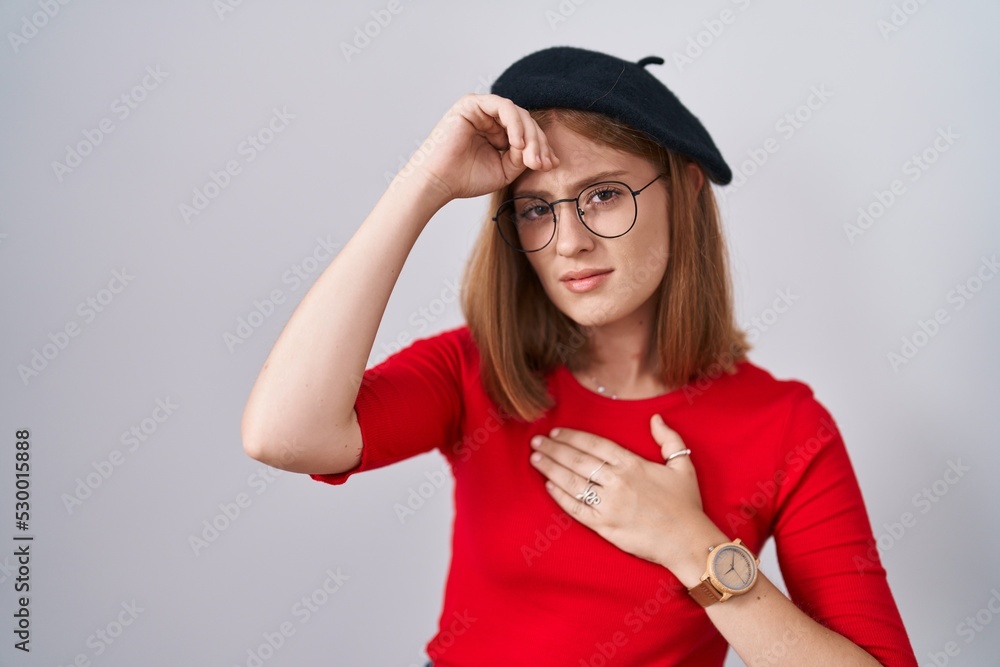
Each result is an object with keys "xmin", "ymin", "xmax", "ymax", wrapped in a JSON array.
[{"xmin": 511, "ymin": 120, "xmax": 671, "ymax": 330}]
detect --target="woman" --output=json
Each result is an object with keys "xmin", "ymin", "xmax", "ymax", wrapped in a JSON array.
[{"xmin": 241, "ymin": 46, "xmax": 918, "ymax": 666}]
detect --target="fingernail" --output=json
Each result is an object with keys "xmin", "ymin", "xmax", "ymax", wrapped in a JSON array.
[{"xmin": 531, "ymin": 436, "xmax": 542, "ymax": 447}]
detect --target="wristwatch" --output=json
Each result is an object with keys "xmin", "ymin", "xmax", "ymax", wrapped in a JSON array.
[{"xmin": 687, "ymin": 538, "xmax": 760, "ymax": 607}]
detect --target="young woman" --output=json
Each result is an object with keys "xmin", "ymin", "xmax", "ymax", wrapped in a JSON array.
[{"xmin": 241, "ymin": 46, "xmax": 918, "ymax": 666}]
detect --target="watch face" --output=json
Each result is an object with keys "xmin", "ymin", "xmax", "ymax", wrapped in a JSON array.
[{"xmin": 710, "ymin": 545, "xmax": 756, "ymax": 593}]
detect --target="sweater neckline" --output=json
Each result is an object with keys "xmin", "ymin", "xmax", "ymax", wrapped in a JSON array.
[{"xmin": 554, "ymin": 364, "xmax": 690, "ymax": 407}]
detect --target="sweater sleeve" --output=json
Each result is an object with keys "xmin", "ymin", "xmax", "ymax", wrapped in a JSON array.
[
  {"xmin": 769, "ymin": 388, "xmax": 918, "ymax": 667},
  {"xmin": 309, "ymin": 328, "xmax": 465, "ymax": 486}
]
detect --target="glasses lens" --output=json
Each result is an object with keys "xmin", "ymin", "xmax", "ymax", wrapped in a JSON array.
[
  {"xmin": 577, "ymin": 182, "xmax": 636, "ymax": 238},
  {"xmin": 496, "ymin": 197, "xmax": 554, "ymax": 252}
]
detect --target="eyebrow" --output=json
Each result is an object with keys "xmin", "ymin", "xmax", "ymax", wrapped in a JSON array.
[{"xmin": 511, "ymin": 169, "xmax": 632, "ymax": 198}]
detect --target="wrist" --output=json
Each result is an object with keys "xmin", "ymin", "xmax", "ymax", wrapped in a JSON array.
[
  {"xmin": 661, "ymin": 516, "xmax": 729, "ymax": 589},
  {"xmin": 387, "ymin": 165, "xmax": 453, "ymax": 214}
]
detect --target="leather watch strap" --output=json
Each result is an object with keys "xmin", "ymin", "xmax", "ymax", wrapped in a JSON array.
[{"xmin": 688, "ymin": 580, "xmax": 723, "ymax": 608}]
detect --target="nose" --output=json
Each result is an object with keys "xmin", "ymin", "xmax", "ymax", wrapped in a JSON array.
[{"xmin": 550, "ymin": 197, "xmax": 594, "ymax": 256}]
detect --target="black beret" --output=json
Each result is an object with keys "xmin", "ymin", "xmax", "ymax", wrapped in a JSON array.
[{"xmin": 491, "ymin": 45, "xmax": 732, "ymax": 185}]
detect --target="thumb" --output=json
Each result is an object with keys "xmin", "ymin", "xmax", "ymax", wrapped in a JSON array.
[{"xmin": 650, "ymin": 413, "xmax": 689, "ymax": 462}]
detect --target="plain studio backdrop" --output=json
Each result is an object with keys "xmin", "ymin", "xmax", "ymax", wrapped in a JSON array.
[{"xmin": 1, "ymin": 1, "xmax": 998, "ymax": 665}]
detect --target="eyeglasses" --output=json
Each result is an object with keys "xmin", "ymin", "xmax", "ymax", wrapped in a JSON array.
[{"xmin": 493, "ymin": 174, "xmax": 664, "ymax": 253}]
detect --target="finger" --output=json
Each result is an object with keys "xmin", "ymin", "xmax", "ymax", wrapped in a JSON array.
[
  {"xmin": 529, "ymin": 117, "xmax": 559, "ymax": 168},
  {"xmin": 457, "ymin": 95, "xmax": 519, "ymax": 153},
  {"xmin": 543, "ymin": 427, "xmax": 632, "ymax": 469},
  {"xmin": 462, "ymin": 106, "xmax": 513, "ymax": 152},
  {"xmin": 531, "ymin": 435, "xmax": 607, "ymax": 485},
  {"xmin": 651, "ymin": 414, "xmax": 695, "ymax": 471},
  {"xmin": 543, "ymin": 479, "xmax": 596, "ymax": 522},
  {"xmin": 516, "ymin": 107, "xmax": 552, "ymax": 171},
  {"xmin": 483, "ymin": 95, "xmax": 526, "ymax": 150},
  {"xmin": 499, "ymin": 144, "xmax": 528, "ymax": 179},
  {"xmin": 529, "ymin": 449, "xmax": 594, "ymax": 500}
]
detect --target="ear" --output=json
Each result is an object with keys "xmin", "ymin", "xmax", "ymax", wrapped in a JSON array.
[{"xmin": 685, "ymin": 162, "xmax": 705, "ymax": 195}]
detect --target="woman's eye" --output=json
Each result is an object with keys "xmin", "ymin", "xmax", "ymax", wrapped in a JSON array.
[
  {"xmin": 520, "ymin": 205, "xmax": 548, "ymax": 220},
  {"xmin": 590, "ymin": 188, "xmax": 620, "ymax": 204}
]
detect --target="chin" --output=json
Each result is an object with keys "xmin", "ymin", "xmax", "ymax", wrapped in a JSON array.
[{"xmin": 559, "ymin": 300, "xmax": 623, "ymax": 329}]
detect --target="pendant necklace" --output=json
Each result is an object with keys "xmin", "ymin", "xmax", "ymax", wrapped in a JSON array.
[{"xmin": 589, "ymin": 374, "xmax": 619, "ymax": 400}]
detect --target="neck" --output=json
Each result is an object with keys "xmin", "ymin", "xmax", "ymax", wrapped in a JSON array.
[{"xmin": 573, "ymin": 308, "xmax": 663, "ymax": 396}]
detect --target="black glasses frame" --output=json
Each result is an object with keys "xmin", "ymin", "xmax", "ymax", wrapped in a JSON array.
[{"xmin": 493, "ymin": 174, "xmax": 665, "ymax": 253}]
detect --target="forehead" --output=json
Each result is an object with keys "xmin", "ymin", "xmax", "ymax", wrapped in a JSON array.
[{"xmin": 510, "ymin": 120, "xmax": 650, "ymax": 196}]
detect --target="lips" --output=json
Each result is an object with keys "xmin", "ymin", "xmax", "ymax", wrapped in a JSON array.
[
  {"xmin": 560, "ymin": 269, "xmax": 612, "ymax": 294},
  {"xmin": 560, "ymin": 268, "xmax": 613, "ymax": 282}
]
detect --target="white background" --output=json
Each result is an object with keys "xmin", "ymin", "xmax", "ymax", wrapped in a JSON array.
[{"xmin": 1, "ymin": 1, "xmax": 998, "ymax": 666}]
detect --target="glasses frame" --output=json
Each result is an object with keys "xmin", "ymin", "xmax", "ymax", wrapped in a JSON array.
[{"xmin": 493, "ymin": 174, "xmax": 664, "ymax": 253}]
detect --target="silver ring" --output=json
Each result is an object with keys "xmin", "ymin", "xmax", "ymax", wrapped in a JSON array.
[
  {"xmin": 666, "ymin": 448, "xmax": 691, "ymax": 463},
  {"xmin": 576, "ymin": 483, "xmax": 601, "ymax": 506},
  {"xmin": 587, "ymin": 460, "xmax": 607, "ymax": 484}
]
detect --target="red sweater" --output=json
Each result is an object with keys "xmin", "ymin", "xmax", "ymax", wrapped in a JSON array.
[{"xmin": 311, "ymin": 325, "xmax": 917, "ymax": 666}]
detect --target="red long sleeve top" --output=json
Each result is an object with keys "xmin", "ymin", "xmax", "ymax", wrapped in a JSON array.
[{"xmin": 311, "ymin": 324, "xmax": 918, "ymax": 666}]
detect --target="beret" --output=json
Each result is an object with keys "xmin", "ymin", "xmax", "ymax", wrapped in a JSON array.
[{"xmin": 491, "ymin": 46, "xmax": 732, "ymax": 185}]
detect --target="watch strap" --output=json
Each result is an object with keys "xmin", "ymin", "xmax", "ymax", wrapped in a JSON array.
[{"xmin": 687, "ymin": 580, "xmax": 723, "ymax": 607}]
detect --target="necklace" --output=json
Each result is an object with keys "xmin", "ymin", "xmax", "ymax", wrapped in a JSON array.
[{"xmin": 588, "ymin": 374, "xmax": 619, "ymax": 400}]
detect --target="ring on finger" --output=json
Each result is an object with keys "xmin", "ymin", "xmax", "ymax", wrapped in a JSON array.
[
  {"xmin": 666, "ymin": 448, "xmax": 691, "ymax": 463},
  {"xmin": 587, "ymin": 460, "xmax": 607, "ymax": 484},
  {"xmin": 576, "ymin": 482, "xmax": 601, "ymax": 506}
]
